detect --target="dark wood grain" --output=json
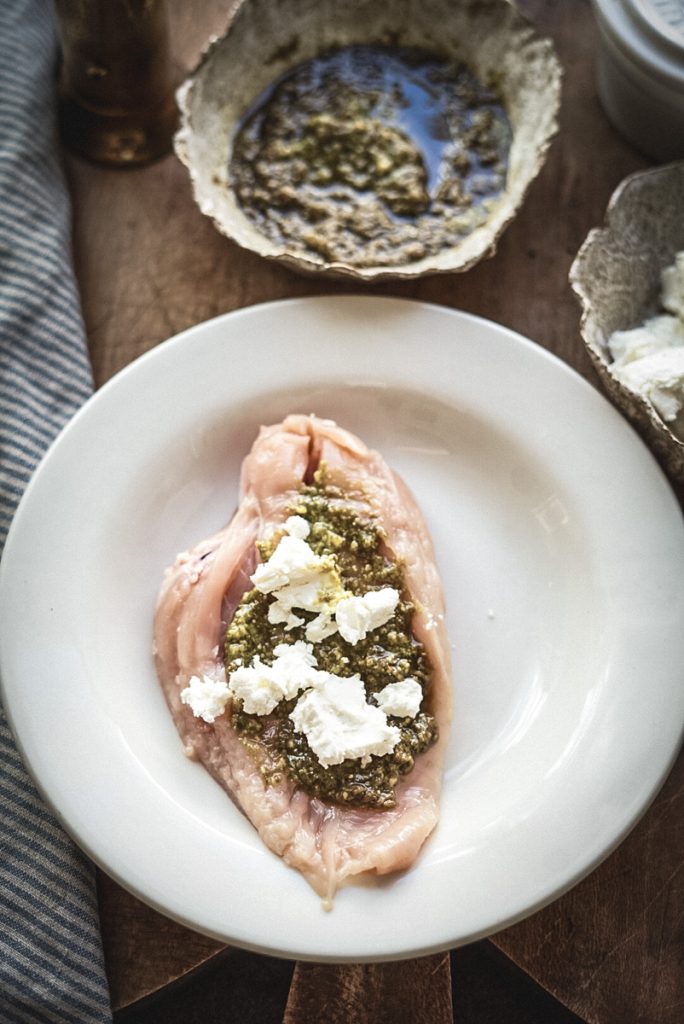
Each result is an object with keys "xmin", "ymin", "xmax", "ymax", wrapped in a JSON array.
[
  {"xmin": 65, "ymin": 0, "xmax": 684, "ymax": 1019},
  {"xmin": 496, "ymin": 753, "xmax": 684, "ymax": 1024},
  {"xmin": 96, "ymin": 872, "xmax": 225, "ymax": 1010},
  {"xmin": 283, "ymin": 955, "xmax": 453, "ymax": 1024}
]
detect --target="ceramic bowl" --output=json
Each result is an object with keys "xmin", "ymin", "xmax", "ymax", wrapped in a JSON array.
[
  {"xmin": 174, "ymin": 0, "xmax": 561, "ymax": 280},
  {"xmin": 570, "ymin": 162, "xmax": 684, "ymax": 481}
]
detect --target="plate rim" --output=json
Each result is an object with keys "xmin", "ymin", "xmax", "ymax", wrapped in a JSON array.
[{"xmin": 1, "ymin": 294, "xmax": 683, "ymax": 961}]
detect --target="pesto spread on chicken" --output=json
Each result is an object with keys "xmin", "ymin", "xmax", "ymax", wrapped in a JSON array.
[{"xmin": 221, "ymin": 474, "xmax": 438, "ymax": 809}]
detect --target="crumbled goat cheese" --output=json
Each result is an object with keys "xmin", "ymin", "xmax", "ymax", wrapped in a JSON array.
[
  {"xmin": 305, "ymin": 612, "xmax": 339, "ymax": 643},
  {"xmin": 606, "ymin": 253, "xmax": 684, "ymax": 438},
  {"xmin": 661, "ymin": 252, "xmax": 684, "ymax": 318},
  {"xmin": 608, "ymin": 315, "xmax": 684, "ymax": 365},
  {"xmin": 335, "ymin": 588, "xmax": 399, "ymax": 644},
  {"xmin": 267, "ymin": 603, "xmax": 305, "ymax": 630},
  {"xmin": 251, "ymin": 534, "xmax": 326, "ymax": 593},
  {"xmin": 251, "ymin": 531, "xmax": 399, "ymax": 646},
  {"xmin": 229, "ymin": 641, "xmax": 404, "ymax": 768},
  {"xmin": 612, "ymin": 347, "xmax": 684, "ymax": 425},
  {"xmin": 228, "ymin": 640, "xmax": 319, "ymax": 715},
  {"xmin": 373, "ymin": 678, "xmax": 423, "ymax": 719},
  {"xmin": 251, "ymin": 533, "xmax": 344, "ymax": 633},
  {"xmin": 283, "ymin": 515, "xmax": 310, "ymax": 540},
  {"xmin": 180, "ymin": 671, "xmax": 230, "ymax": 723},
  {"xmin": 289, "ymin": 673, "xmax": 400, "ymax": 767},
  {"xmin": 266, "ymin": 578, "xmax": 324, "ymax": 631},
  {"xmin": 607, "ymin": 250, "xmax": 684, "ymax": 439}
]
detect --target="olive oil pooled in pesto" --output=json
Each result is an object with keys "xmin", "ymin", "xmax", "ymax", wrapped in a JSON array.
[
  {"xmin": 229, "ymin": 44, "xmax": 511, "ymax": 268},
  {"xmin": 224, "ymin": 481, "xmax": 437, "ymax": 809}
]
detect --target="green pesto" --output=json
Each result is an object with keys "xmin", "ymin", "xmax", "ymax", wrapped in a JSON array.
[
  {"xmin": 224, "ymin": 479, "xmax": 437, "ymax": 809},
  {"xmin": 229, "ymin": 44, "xmax": 511, "ymax": 269}
]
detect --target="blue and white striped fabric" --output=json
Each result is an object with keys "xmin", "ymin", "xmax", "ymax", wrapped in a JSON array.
[{"xmin": 0, "ymin": 2, "xmax": 112, "ymax": 1021}]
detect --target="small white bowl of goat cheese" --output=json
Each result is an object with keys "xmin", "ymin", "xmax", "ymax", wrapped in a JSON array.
[{"xmin": 570, "ymin": 162, "xmax": 684, "ymax": 481}]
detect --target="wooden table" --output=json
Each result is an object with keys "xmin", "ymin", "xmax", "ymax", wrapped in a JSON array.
[{"xmin": 66, "ymin": 1, "xmax": 684, "ymax": 1020}]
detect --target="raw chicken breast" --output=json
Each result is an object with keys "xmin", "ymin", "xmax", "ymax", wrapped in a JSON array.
[{"xmin": 153, "ymin": 415, "xmax": 452, "ymax": 901}]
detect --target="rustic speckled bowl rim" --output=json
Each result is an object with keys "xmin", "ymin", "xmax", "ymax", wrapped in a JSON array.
[
  {"xmin": 569, "ymin": 162, "xmax": 684, "ymax": 481},
  {"xmin": 174, "ymin": 0, "xmax": 562, "ymax": 281}
]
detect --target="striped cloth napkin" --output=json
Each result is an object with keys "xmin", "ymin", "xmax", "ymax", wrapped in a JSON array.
[{"xmin": 0, "ymin": 2, "xmax": 112, "ymax": 1021}]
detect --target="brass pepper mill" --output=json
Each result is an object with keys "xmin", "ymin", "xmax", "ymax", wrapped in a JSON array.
[{"xmin": 55, "ymin": 0, "xmax": 177, "ymax": 167}]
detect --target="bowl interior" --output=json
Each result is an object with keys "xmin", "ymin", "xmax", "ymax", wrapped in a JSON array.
[
  {"xmin": 176, "ymin": 0, "xmax": 560, "ymax": 278},
  {"xmin": 573, "ymin": 164, "xmax": 684, "ymax": 352},
  {"xmin": 569, "ymin": 162, "xmax": 684, "ymax": 479}
]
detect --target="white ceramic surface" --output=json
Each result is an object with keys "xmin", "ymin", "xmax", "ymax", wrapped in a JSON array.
[
  {"xmin": 592, "ymin": 0, "xmax": 684, "ymax": 160},
  {"xmin": 1, "ymin": 297, "xmax": 683, "ymax": 961}
]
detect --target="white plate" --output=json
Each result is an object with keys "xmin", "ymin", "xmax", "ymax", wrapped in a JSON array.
[{"xmin": 1, "ymin": 297, "xmax": 683, "ymax": 961}]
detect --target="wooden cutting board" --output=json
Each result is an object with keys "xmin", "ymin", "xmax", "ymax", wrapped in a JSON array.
[{"xmin": 68, "ymin": 2, "xmax": 683, "ymax": 1021}]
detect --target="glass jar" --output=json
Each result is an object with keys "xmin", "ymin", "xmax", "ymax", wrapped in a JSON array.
[{"xmin": 55, "ymin": 0, "xmax": 177, "ymax": 166}]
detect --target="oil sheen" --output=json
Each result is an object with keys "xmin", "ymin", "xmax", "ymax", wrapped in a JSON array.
[{"xmin": 229, "ymin": 44, "xmax": 511, "ymax": 268}]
